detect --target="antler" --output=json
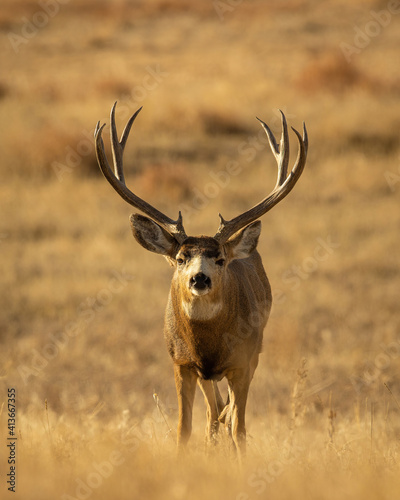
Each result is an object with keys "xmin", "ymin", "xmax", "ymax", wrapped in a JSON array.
[
  {"xmin": 94, "ymin": 103, "xmax": 187, "ymax": 243},
  {"xmin": 214, "ymin": 111, "xmax": 308, "ymax": 243}
]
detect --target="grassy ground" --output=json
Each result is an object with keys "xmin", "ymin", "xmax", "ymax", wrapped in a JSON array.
[{"xmin": 1, "ymin": 0, "xmax": 400, "ymax": 498}]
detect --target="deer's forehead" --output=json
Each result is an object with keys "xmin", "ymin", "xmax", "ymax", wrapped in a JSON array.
[{"xmin": 178, "ymin": 237, "xmax": 222, "ymax": 259}]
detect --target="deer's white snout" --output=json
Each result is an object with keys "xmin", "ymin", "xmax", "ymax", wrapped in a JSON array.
[{"xmin": 187, "ymin": 256, "xmax": 213, "ymax": 296}]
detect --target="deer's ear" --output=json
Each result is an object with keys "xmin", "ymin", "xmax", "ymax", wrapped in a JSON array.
[
  {"xmin": 129, "ymin": 214, "xmax": 178, "ymax": 257},
  {"xmin": 225, "ymin": 221, "xmax": 261, "ymax": 261}
]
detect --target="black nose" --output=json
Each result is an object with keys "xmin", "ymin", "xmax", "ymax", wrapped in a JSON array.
[{"xmin": 190, "ymin": 272, "xmax": 211, "ymax": 289}]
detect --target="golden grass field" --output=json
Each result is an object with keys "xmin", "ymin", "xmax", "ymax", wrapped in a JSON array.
[{"xmin": 1, "ymin": 0, "xmax": 400, "ymax": 498}]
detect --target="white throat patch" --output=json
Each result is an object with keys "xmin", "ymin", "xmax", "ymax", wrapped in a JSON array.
[{"xmin": 182, "ymin": 298, "xmax": 222, "ymax": 321}]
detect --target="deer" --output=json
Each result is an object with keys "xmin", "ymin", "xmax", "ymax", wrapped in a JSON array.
[{"xmin": 94, "ymin": 103, "xmax": 307, "ymax": 462}]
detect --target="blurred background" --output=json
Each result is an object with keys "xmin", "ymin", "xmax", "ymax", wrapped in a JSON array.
[{"xmin": 0, "ymin": 0, "xmax": 399, "ymax": 498}]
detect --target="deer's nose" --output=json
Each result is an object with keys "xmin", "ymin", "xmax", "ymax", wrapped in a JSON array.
[{"xmin": 190, "ymin": 272, "xmax": 211, "ymax": 290}]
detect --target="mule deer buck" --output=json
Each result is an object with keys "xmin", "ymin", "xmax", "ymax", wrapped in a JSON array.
[{"xmin": 94, "ymin": 103, "xmax": 307, "ymax": 460}]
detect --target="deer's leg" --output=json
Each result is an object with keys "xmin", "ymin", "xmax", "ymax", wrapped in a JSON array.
[
  {"xmin": 219, "ymin": 390, "xmax": 232, "ymax": 438},
  {"xmin": 227, "ymin": 368, "xmax": 251, "ymax": 464},
  {"xmin": 197, "ymin": 379, "xmax": 224, "ymax": 445},
  {"xmin": 174, "ymin": 364, "xmax": 197, "ymax": 451}
]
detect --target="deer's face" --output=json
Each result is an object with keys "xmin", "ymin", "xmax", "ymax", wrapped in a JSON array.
[{"xmin": 175, "ymin": 237, "xmax": 226, "ymax": 297}]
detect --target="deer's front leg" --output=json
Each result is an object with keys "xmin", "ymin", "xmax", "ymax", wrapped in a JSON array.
[
  {"xmin": 227, "ymin": 369, "xmax": 251, "ymax": 463},
  {"xmin": 197, "ymin": 379, "xmax": 225, "ymax": 446},
  {"xmin": 174, "ymin": 364, "xmax": 197, "ymax": 451}
]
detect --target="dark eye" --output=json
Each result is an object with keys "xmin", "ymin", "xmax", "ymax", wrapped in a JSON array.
[
  {"xmin": 216, "ymin": 259, "xmax": 225, "ymax": 267},
  {"xmin": 177, "ymin": 258, "xmax": 185, "ymax": 265}
]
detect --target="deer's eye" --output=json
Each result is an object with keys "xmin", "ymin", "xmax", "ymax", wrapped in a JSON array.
[
  {"xmin": 216, "ymin": 259, "xmax": 225, "ymax": 267},
  {"xmin": 177, "ymin": 258, "xmax": 185, "ymax": 265}
]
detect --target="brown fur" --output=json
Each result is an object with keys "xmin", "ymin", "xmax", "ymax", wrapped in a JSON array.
[
  {"xmin": 161, "ymin": 234, "xmax": 272, "ymax": 459},
  {"xmin": 165, "ymin": 249, "xmax": 271, "ymax": 380}
]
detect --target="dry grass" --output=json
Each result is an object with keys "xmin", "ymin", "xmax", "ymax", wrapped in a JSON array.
[{"xmin": 1, "ymin": 0, "xmax": 400, "ymax": 498}]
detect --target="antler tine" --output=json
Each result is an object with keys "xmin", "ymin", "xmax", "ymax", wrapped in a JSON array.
[
  {"xmin": 291, "ymin": 122, "xmax": 308, "ymax": 177},
  {"xmin": 94, "ymin": 103, "xmax": 187, "ymax": 243},
  {"xmin": 110, "ymin": 101, "xmax": 143, "ymax": 183},
  {"xmin": 214, "ymin": 112, "xmax": 307, "ymax": 243},
  {"xmin": 257, "ymin": 110, "xmax": 289, "ymax": 188}
]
